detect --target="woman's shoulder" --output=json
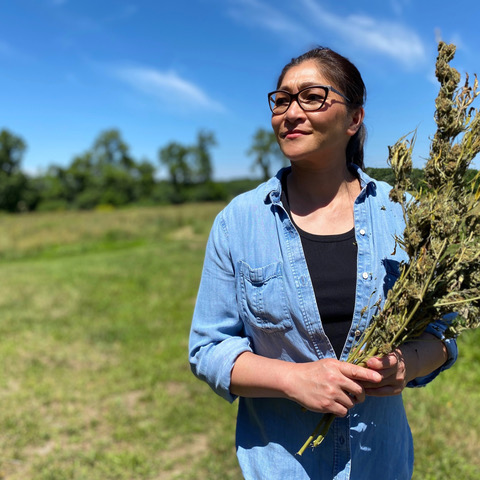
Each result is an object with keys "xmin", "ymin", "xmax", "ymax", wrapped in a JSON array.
[{"xmin": 211, "ymin": 172, "xmax": 284, "ymax": 239}]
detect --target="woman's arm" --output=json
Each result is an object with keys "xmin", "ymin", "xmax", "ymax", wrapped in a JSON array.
[
  {"xmin": 189, "ymin": 213, "xmax": 253, "ymax": 403},
  {"xmin": 231, "ymin": 351, "xmax": 383, "ymax": 417}
]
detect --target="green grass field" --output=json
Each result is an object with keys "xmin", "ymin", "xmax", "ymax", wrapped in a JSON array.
[{"xmin": 0, "ymin": 204, "xmax": 478, "ymax": 479}]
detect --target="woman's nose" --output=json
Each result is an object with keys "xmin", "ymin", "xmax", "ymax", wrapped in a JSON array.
[{"xmin": 285, "ymin": 98, "xmax": 305, "ymax": 121}]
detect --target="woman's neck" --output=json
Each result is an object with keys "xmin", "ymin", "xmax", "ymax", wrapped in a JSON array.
[{"xmin": 286, "ymin": 162, "xmax": 361, "ymax": 235}]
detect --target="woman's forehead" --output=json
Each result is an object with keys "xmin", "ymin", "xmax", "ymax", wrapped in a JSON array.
[{"xmin": 279, "ymin": 60, "xmax": 332, "ymax": 90}]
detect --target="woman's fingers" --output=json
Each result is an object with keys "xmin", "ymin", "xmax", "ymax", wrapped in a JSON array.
[
  {"xmin": 363, "ymin": 352, "xmax": 409, "ymax": 396},
  {"xmin": 340, "ymin": 361, "xmax": 383, "ymax": 383},
  {"xmin": 365, "ymin": 353, "xmax": 398, "ymax": 370},
  {"xmin": 287, "ymin": 359, "xmax": 383, "ymax": 415}
]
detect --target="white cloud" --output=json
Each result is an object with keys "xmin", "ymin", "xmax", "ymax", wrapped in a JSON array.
[
  {"xmin": 390, "ymin": 0, "xmax": 411, "ymax": 16},
  {"xmin": 110, "ymin": 65, "xmax": 226, "ymax": 113},
  {"xmin": 227, "ymin": 0, "xmax": 309, "ymax": 41},
  {"xmin": 227, "ymin": 0, "xmax": 426, "ymax": 68},
  {"xmin": 300, "ymin": 0, "xmax": 426, "ymax": 67}
]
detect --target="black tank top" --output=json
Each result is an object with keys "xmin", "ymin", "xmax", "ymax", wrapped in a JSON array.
[{"xmin": 281, "ymin": 173, "xmax": 357, "ymax": 358}]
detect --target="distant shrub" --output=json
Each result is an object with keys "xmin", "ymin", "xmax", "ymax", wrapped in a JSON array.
[
  {"xmin": 95, "ymin": 204, "xmax": 116, "ymax": 212},
  {"xmin": 36, "ymin": 199, "xmax": 69, "ymax": 212}
]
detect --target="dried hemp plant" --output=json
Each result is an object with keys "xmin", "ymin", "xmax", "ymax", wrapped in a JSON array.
[{"xmin": 298, "ymin": 41, "xmax": 480, "ymax": 456}]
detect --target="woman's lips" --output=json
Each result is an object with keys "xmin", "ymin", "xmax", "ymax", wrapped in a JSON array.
[{"xmin": 282, "ymin": 130, "xmax": 309, "ymax": 139}]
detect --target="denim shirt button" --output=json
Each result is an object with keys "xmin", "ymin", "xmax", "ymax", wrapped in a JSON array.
[
  {"xmin": 362, "ymin": 272, "xmax": 369, "ymax": 280},
  {"xmin": 359, "ymin": 228, "xmax": 366, "ymax": 235},
  {"xmin": 354, "ymin": 329, "xmax": 361, "ymax": 337}
]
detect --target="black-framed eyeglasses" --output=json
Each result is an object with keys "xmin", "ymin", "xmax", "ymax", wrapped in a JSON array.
[{"xmin": 267, "ymin": 85, "xmax": 351, "ymax": 115}]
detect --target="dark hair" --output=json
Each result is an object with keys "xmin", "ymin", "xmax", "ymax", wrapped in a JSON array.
[{"xmin": 277, "ymin": 47, "xmax": 367, "ymax": 169}]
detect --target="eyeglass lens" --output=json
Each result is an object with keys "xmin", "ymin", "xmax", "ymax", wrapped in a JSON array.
[{"xmin": 269, "ymin": 86, "xmax": 328, "ymax": 114}]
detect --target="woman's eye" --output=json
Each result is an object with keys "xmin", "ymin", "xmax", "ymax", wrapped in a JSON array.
[
  {"xmin": 275, "ymin": 96, "xmax": 289, "ymax": 106},
  {"xmin": 303, "ymin": 93, "xmax": 325, "ymax": 103}
]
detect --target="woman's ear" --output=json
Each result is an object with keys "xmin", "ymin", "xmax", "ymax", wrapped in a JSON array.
[{"xmin": 346, "ymin": 107, "xmax": 365, "ymax": 137}]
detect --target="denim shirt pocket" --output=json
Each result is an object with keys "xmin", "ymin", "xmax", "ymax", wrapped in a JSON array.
[{"xmin": 237, "ymin": 260, "xmax": 293, "ymax": 333}]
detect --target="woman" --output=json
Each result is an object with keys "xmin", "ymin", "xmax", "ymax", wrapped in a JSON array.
[{"xmin": 189, "ymin": 47, "xmax": 457, "ymax": 479}]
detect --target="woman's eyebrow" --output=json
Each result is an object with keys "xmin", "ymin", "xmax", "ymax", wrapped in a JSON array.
[{"xmin": 277, "ymin": 81, "xmax": 324, "ymax": 92}]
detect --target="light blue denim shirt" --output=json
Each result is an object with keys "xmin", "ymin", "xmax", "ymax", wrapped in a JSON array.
[{"xmin": 189, "ymin": 167, "xmax": 457, "ymax": 480}]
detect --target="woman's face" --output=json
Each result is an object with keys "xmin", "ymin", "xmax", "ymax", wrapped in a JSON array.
[{"xmin": 271, "ymin": 59, "xmax": 363, "ymax": 168}]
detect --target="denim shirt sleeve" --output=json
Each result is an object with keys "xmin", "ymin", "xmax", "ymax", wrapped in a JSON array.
[
  {"xmin": 189, "ymin": 211, "xmax": 252, "ymax": 403},
  {"xmin": 406, "ymin": 315, "xmax": 458, "ymax": 388}
]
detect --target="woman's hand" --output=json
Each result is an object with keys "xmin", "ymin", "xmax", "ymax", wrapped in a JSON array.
[
  {"xmin": 282, "ymin": 358, "xmax": 383, "ymax": 417},
  {"xmin": 364, "ymin": 334, "xmax": 448, "ymax": 397},
  {"xmin": 285, "ymin": 359, "xmax": 382, "ymax": 416},
  {"xmin": 363, "ymin": 345, "xmax": 420, "ymax": 396}
]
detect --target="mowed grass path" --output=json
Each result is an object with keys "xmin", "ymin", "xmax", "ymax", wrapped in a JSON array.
[{"xmin": 0, "ymin": 205, "xmax": 478, "ymax": 479}]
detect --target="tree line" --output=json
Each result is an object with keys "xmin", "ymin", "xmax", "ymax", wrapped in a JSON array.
[
  {"xmin": 1, "ymin": 126, "xmax": 472, "ymax": 213},
  {"xmin": 0, "ymin": 127, "xmax": 288, "ymax": 212}
]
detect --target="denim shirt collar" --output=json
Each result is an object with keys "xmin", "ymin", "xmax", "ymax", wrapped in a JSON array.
[{"xmin": 262, "ymin": 164, "xmax": 378, "ymax": 205}]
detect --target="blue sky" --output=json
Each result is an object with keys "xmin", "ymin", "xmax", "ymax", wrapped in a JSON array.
[{"xmin": 1, "ymin": 0, "xmax": 479, "ymax": 179}]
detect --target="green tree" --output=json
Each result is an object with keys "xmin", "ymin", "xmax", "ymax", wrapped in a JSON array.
[
  {"xmin": 0, "ymin": 129, "xmax": 30, "ymax": 211},
  {"xmin": 72, "ymin": 129, "xmax": 158, "ymax": 207},
  {"xmin": 247, "ymin": 128, "xmax": 285, "ymax": 181},
  {"xmin": 40, "ymin": 129, "xmax": 157, "ymax": 210},
  {"xmin": 68, "ymin": 152, "xmax": 96, "ymax": 198},
  {"xmin": 92, "ymin": 129, "xmax": 135, "ymax": 169},
  {"xmin": 192, "ymin": 130, "xmax": 216, "ymax": 183},
  {"xmin": 0, "ymin": 129, "xmax": 26, "ymax": 176},
  {"xmin": 33, "ymin": 166, "xmax": 71, "ymax": 211},
  {"xmin": 135, "ymin": 159, "xmax": 156, "ymax": 199},
  {"xmin": 159, "ymin": 142, "xmax": 191, "ymax": 188},
  {"xmin": 97, "ymin": 163, "xmax": 136, "ymax": 207}
]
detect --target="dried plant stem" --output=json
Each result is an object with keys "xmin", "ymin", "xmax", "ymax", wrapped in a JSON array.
[{"xmin": 297, "ymin": 414, "xmax": 335, "ymax": 456}]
